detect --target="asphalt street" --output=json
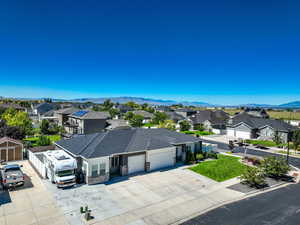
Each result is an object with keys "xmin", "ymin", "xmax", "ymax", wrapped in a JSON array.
[
  {"xmin": 181, "ymin": 182, "xmax": 300, "ymax": 225},
  {"xmin": 203, "ymin": 139, "xmax": 300, "ymax": 168}
]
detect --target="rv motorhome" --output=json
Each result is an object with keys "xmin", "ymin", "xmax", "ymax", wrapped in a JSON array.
[{"xmin": 43, "ymin": 150, "xmax": 77, "ymax": 188}]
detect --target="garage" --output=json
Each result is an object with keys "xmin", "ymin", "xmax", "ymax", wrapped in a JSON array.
[
  {"xmin": 128, "ymin": 154, "xmax": 145, "ymax": 174},
  {"xmin": 0, "ymin": 137, "xmax": 23, "ymax": 162},
  {"xmin": 227, "ymin": 128, "xmax": 235, "ymax": 137},
  {"xmin": 148, "ymin": 148, "xmax": 175, "ymax": 171},
  {"xmin": 235, "ymin": 131, "xmax": 251, "ymax": 139}
]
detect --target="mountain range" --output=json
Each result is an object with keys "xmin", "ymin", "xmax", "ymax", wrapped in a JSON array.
[{"xmin": 3, "ymin": 96, "xmax": 300, "ymax": 108}]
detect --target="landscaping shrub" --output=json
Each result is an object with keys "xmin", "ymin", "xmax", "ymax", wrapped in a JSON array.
[
  {"xmin": 260, "ymin": 156, "xmax": 290, "ymax": 179},
  {"xmin": 36, "ymin": 136, "xmax": 51, "ymax": 146},
  {"xmin": 196, "ymin": 153, "xmax": 204, "ymax": 161},
  {"xmin": 185, "ymin": 150, "xmax": 195, "ymax": 164},
  {"xmin": 207, "ymin": 152, "xmax": 218, "ymax": 159},
  {"xmin": 240, "ymin": 167, "xmax": 267, "ymax": 188}
]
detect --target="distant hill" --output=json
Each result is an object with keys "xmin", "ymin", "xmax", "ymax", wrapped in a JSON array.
[
  {"xmin": 279, "ymin": 101, "xmax": 300, "ymax": 108},
  {"xmin": 64, "ymin": 97, "xmax": 213, "ymax": 106}
]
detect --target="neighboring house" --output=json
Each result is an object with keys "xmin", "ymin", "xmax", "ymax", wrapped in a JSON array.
[
  {"xmin": 244, "ymin": 108, "xmax": 270, "ymax": 118},
  {"xmin": 285, "ymin": 120, "xmax": 300, "ymax": 127},
  {"xmin": 189, "ymin": 110, "xmax": 229, "ymax": 134},
  {"xmin": 64, "ymin": 110, "xmax": 110, "ymax": 135},
  {"xmin": 155, "ymin": 105, "xmax": 172, "ymax": 112},
  {"xmin": 132, "ymin": 110, "xmax": 154, "ymax": 123},
  {"xmin": 55, "ymin": 128, "xmax": 202, "ymax": 185},
  {"xmin": 165, "ymin": 111, "xmax": 185, "ymax": 123},
  {"xmin": 0, "ymin": 103, "xmax": 26, "ymax": 111},
  {"xmin": 33, "ymin": 103, "xmax": 55, "ymax": 119},
  {"xmin": 175, "ymin": 108, "xmax": 197, "ymax": 118},
  {"xmin": 106, "ymin": 119, "xmax": 131, "ymax": 130},
  {"xmin": 38, "ymin": 110, "xmax": 58, "ymax": 122},
  {"xmin": 227, "ymin": 113, "xmax": 296, "ymax": 142},
  {"xmin": 113, "ymin": 104, "xmax": 133, "ymax": 114},
  {"xmin": 54, "ymin": 107, "xmax": 79, "ymax": 126},
  {"xmin": 0, "ymin": 137, "xmax": 23, "ymax": 162}
]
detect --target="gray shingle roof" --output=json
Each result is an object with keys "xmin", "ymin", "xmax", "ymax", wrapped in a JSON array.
[
  {"xmin": 56, "ymin": 128, "xmax": 200, "ymax": 159},
  {"xmin": 55, "ymin": 107, "xmax": 79, "ymax": 115},
  {"xmin": 132, "ymin": 110, "xmax": 154, "ymax": 119},
  {"xmin": 165, "ymin": 112, "xmax": 185, "ymax": 122},
  {"xmin": 70, "ymin": 110, "xmax": 110, "ymax": 119},
  {"xmin": 189, "ymin": 110, "xmax": 229, "ymax": 125},
  {"xmin": 229, "ymin": 113, "xmax": 296, "ymax": 132},
  {"xmin": 34, "ymin": 103, "xmax": 55, "ymax": 114}
]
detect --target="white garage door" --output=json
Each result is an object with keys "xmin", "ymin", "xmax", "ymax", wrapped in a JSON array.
[
  {"xmin": 128, "ymin": 154, "xmax": 145, "ymax": 174},
  {"xmin": 149, "ymin": 150, "xmax": 175, "ymax": 171},
  {"xmin": 227, "ymin": 128, "xmax": 235, "ymax": 137},
  {"xmin": 236, "ymin": 131, "xmax": 251, "ymax": 139}
]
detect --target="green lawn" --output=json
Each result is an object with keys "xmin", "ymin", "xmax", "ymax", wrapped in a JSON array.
[
  {"xmin": 182, "ymin": 131, "xmax": 214, "ymax": 136},
  {"xmin": 189, "ymin": 154, "xmax": 248, "ymax": 182},
  {"xmin": 244, "ymin": 139, "xmax": 277, "ymax": 147},
  {"xmin": 23, "ymin": 135, "xmax": 61, "ymax": 146}
]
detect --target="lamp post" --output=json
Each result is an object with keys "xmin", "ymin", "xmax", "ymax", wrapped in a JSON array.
[{"xmin": 287, "ymin": 129, "xmax": 290, "ymax": 164}]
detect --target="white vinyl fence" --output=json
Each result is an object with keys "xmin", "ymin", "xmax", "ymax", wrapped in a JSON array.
[{"xmin": 28, "ymin": 150, "xmax": 46, "ymax": 178}]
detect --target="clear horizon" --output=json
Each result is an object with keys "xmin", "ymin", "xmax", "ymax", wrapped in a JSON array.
[{"xmin": 1, "ymin": 1, "xmax": 299, "ymax": 105}]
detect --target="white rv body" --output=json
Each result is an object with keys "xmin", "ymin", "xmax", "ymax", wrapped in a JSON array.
[{"xmin": 43, "ymin": 150, "xmax": 77, "ymax": 188}]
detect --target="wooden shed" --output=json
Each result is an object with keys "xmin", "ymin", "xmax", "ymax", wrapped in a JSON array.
[{"xmin": 0, "ymin": 137, "xmax": 23, "ymax": 162}]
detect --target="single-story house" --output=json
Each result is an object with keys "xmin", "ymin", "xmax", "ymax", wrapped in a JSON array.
[
  {"xmin": 165, "ymin": 111, "xmax": 185, "ymax": 123},
  {"xmin": 132, "ymin": 110, "xmax": 154, "ymax": 123},
  {"xmin": 227, "ymin": 113, "xmax": 296, "ymax": 142},
  {"xmin": 0, "ymin": 137, "xmax": 23, "ymax": 162},
  {"xmin": 33, "ymin": 102, "xmax": 55, "ymax": 116},
  {"xmin": 189, "ymin": 110, "xmax": 229, "ymax": 134},
  {"xmin": 55, "ymin": 128, "xmax": 202, "ymax": 184}
]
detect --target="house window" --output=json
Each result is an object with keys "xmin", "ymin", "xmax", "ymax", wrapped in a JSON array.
[
  {"xmin": 91, "ymin": 164, "xmax": 98, "ymax": 177},
  {"xmin": 100, "ymin": 163, "xmax": 106, "ymax": 176}
]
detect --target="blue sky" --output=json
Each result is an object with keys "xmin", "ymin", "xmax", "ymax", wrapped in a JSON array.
[{"xmin": 0, "ymin": 0, "xmax": 299, "ymax": 105}]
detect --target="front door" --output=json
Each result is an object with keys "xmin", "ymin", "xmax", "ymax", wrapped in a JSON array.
[
  {"xmin": 176, "ymin": 146, "xmax": 182, "ymax": 162},
  {"xmin": 0, "ymin": 149, "xmax": 6, "ymax": 162},
  {"xmin": 110, "ymin": 156, "xmax": 120, "ymax": 176}
]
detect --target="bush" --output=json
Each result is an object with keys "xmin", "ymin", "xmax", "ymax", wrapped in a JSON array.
[
  {"xmin": 260, "ymin": 156, "xmax": 290, "ymax": 179},
  {"xmin": 36, "ymin": 136, "xmax": 51, "ymax": 146},
  {"xmin": 185, "ymin": 150, "xmax": 195, "ymax": 164},
  {"xmin": 240, "ymin": 167, "xmax": 267, "ymax": 188},
  {"xmin": 207, "ymin": 152, "xmax": 218, "ymax": 159},
  {"xmin": 196, "ymin": 153, "xmax": 204, "ymax": 161}
]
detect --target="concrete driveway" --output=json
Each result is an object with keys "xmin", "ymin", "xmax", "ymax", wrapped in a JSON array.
[
  {"xmin": 0, "ymin": 160, "xmax": 68, "ymax": 225},
  {"xmin": 43, "ymin": 166, "xmax": 245, "ymax": 225}
]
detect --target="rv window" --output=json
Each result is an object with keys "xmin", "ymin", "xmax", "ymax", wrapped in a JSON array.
[
  {"xmin": 100, "ymin": 163, "xmax": 106, "ymax": 176},
  {"xmin": 57, "ymin": 170, "xmax": 74, "ymax": 177}
]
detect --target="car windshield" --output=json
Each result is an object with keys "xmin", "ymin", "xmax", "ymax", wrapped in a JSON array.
[
  {"xmin": 5, "ymin": 167, "xmax": 21, "ymax": 172},
  {"xmin": 56, "ymin": 170, "xmax": 74, "ymax": 177}
]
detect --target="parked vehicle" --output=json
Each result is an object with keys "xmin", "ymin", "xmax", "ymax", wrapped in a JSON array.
[
  {"xmin": 0, "ymin": 164, "xmax": 25, "ymax": 189},
  {"xmin": 255, "ymin": 145, "xmax": 269, "ymax": 150},
  {"xmin": 43, "ymin": 150, "xmax": 77, "ymax": 188}
]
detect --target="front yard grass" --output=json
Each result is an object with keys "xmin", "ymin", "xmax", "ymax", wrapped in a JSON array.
[
  {"xmin": 189, "ymin": 154, "xmax": 248, "ymax": 182},
  {"xmin": 182, "ymin": 130, "xmax": 214, "ymax": 136},
  {"xmin": 245, "ymin": 140, "xmax": 277, "ymax": 147}
]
